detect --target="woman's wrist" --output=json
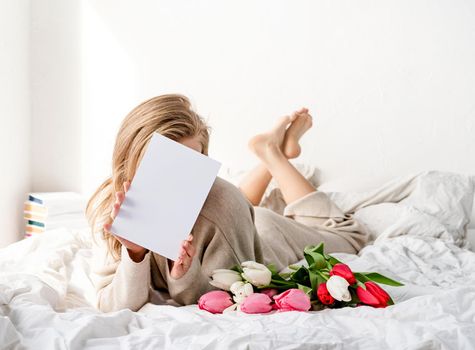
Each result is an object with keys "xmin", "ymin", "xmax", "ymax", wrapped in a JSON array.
[{"xmin": 127, "ymin": 248, "xmax": 149, "ymax": 263}]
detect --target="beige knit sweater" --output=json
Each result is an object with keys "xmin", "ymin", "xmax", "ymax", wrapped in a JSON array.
[{"xmin": 91, "ymin": 177, "xmax": 369, "ymax": 312}]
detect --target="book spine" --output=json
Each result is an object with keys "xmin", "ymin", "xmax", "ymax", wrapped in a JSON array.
[
  {"xmin": 28, "ymin": 195, "xmax": 44, "ymax": 205},
  {"xmin": 27, "ymin": 220, "xmax": 45, "ymax": 228},
  {"xmin": 24, "ymin": 202, "xmax": 48, "ymax": 214}
]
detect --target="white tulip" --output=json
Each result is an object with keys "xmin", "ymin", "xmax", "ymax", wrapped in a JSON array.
[
  {"xmin": 229, "ymin": 281, "xmax": 254, "ymax": 296},
  {"xmin": 241, "ymin": 261, "xmax": 272, "ymax": 287},
  {"xmin": 230, "ymin": 281, "xmax": 254, "ymax": 303},
  {"xmin": 209, "ymin": 269, "xmax": 242, "ymax": 291},
  {"xmin": 233, "ymin": 294, "xmax": 247, "ymax": 304},
  {"xmin": 326, "ymin": 275, "xmax": 352, "ymax": 302},
  {"xmin": 223, "ymin": 303, "xmax": 238, "ymax": 313}
]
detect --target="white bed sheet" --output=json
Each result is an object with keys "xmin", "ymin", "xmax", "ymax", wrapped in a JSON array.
[
  {"xmin": 1, "ymin": 227, "xmax": 475, "ymax": 350},
  {"xmin": 1, "ymin": 170, "xmax": 475, "ymax": 349}
]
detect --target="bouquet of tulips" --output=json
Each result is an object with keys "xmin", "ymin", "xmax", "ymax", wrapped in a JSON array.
[{"xmin": 198, "ymin": 243, "xmax": 403, "ymax": 314}]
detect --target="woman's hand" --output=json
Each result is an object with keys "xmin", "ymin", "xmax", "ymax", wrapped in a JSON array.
[
  {"xmin": 169, "ymin": 234, "xmax": 196, "ymax": 279},
  {"xmin": 104, "ymin": 180, "xmax": 197, "ymax": 273},
  {"xmin": 103, "ymin": 181, "xmax": 149, "ymax": 263}
]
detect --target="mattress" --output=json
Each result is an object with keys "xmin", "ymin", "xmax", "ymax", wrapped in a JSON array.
[{"xmin": 1, "ymin": 170, "xmax": 475, "ymax": 349}]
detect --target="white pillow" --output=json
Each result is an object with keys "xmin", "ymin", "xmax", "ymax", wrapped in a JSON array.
[
  {"xmin": 470, "ymin": 196, "xmax": 475, "ymax": 229},
  {"xmin": 351, "ymin": 172, "xmax": 474, "ymax": 246},
  {"xmin": 353, "ymin": 203, "xmax": 403, "ymax": 239},
  {"xmin": 353, "ymin": 202, "xmax": 452, "ymax": 242},
  {"xmin": 400, "ymin": 171, "xmax": 474, "ymax": 244},
  {"xmin": 468, "ymin": 229, "xmax": 475, "ymax": 252}
]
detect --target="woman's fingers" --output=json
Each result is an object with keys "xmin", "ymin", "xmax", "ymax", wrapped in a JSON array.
[
  {"xmin": 103, "ymin": 222, "xmax": 112, "ymax": 232},
  {"xmin": 182, "ymin": 240, "xmax": 196, "ymax": 258},
  {"xmin": 109, "ymin": 191, "xmax": 125, "ymax": 222},
  {"xmin": 171, "ymin": 241, "xmax": 195, "ymax": 278}
]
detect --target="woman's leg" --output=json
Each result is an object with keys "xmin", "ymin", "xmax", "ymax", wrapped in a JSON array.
[
  {"xmin": 238, "ymin": 163, "xmax": 273, "ymax": 206},
  {"xmin": 239, "ymin": 108, "xmax": 313, "ymax": 205},
  {"xmin": 248, "ymin": 111, "xmax": 316, "ymax": 205}
]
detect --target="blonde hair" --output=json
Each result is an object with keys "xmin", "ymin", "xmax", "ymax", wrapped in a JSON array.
[{"xmin": 86, "ymin": 94, "xmax": 210, "ymax": 259}]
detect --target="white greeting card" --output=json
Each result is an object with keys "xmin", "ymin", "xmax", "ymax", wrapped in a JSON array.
[{"xmin": 111, "ymin": 133, "xmax": 221, "ymax": 260}]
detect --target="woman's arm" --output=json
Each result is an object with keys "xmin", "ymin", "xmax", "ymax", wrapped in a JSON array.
[
  {"xmin": 94, "ymin": 180, "xmax": 197, "ymax": 312},
  {"xmin": 91, "ymin": 237, "xmax": 152, "ymax": 312},
  {"xmin": 165, "ymin": 179, "xmax": 265, "ymax": 305}
]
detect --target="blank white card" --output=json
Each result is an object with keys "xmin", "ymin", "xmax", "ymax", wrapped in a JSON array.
[{"xmin": 111, "ymin": 133, "xmax": 221, "ymax": 260}]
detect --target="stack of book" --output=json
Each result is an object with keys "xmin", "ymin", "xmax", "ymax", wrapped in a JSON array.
[{"xmin": 24, "ymin": 192, "xmax": 89, "ymax": 237}]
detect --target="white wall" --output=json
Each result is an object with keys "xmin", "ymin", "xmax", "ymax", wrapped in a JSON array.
[
  {"xmin": 30, "ymin": 0, "xmax": 82, "ymax": 193},
  {"xmin": 0, "ymin": 0, "xmax": 31, "ymax": 247},
  {"xmin": 11, "ymin": 0, "xmax": 475, "ymax": 205},
  {"xmin": 79, "ymin": 0, "xmax": 475, "ymax": 197},
  {"xmin": 1, "ymin": 0, "xmax": 474, "ymax": 247}
]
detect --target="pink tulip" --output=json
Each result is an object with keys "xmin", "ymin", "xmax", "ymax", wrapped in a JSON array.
[
  {"xmin": 330, "ymin": 263, "xmax": 356, "ymax": 285},
  {"xmin": 260, "ymin": 288, "xmax": 278, "ymax": 298},
  {"xmin": 240, "ymin": 293, "xmax": 273, "ymax": 314},
  {"xmin": 273, "ymin": 289, "xmax": 311, "ymax": 312},
  {"xmin": 198, "ymin": 291, "xmax": 234, "ymax": 314}
]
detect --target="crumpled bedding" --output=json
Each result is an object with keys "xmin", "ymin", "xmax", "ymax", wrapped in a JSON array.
[{"xmin": 1, "ymin": 171, "xmax": 475, "ymax": 349}]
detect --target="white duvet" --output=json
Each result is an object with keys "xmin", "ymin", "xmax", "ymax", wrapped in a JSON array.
[{"xmin": 1, "ymin": 171, "xmax": 475, "ymax": 350}]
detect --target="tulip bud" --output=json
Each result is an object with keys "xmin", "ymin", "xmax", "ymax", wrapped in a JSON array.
[
  {"xmin": 198, "ymin": 291, "xmax": 234, "ymax": 314},
  {"xmin": 230, "ymin": 281, "xmax": 254, "ymax": 304},
  {"xmin": 273, "ymin": 289, "xmax": 311, "ymax": 312},
  {"xmin": 241, "ymin": 261, "xmax": 272, "ymax": 287},
  {"xmin": 209, "ymin": 269, "xmax": 242, "ymax": 291},
  {"xmin": 356, "ymin": 281, "xmax": 390, "ymax": 308},
  {"xmin": 260, "ymin": 288, "xmax": 278, "ymax": 298},
  {"xmin": 326, "ymin": 275, "xmax": 352, "ymax": 302},
  {"xmin": 316, "ymin": 283, "xmax": 335, "ymax": 305},
  {"xmin": 240, "ymin": 293, "xmax": 273, "ymax": 314},
  {"xmin": 330, "ymin": 263, "xmax": 356, "ymax": 285}
]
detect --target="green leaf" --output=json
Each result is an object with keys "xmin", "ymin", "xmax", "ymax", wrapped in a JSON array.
[
  {"xmin": 230, "ymin": 265, "xmax": 243, "ymax": 273},
  {"xmin": 349, "ymin": 289, "xmax": 360, "ymax": 305},
  {"xmin": 304, "ymin": 242, "xmax": 325, "ymax": 255},
  {"xmin": 325, "ymin": 254, "xmax": 343, "ymax": 266},
  {"xmin": 269, "ymin": 279, "xmax": 296, "ymax": 288},
  {"xmin": 291, "ymin": 266, "xmax": 309, "ymax": 283},
  {"xmin": 266, "ymin": 264, "xmax": 279, "ymax": 275},
  {"xmin": 309, "ymin": 270, "xmax": 318, "ymax": 291},
  {"xmin": 297, "ymin": 283, "xmax": 313, "ymax": 296},
  {"xmin": 304, "ymin": 253, "xmax": 314, "ymax": 267},
  {"xmin": 354, "ymin": 272, "xmax": 370, "ymax": 283},
  {"xmin": 314, "ymin": 253, "xmax": 327, "ymax": 270},
  {"xmin": 361, "ymin": 273, "xmax": 404, "ymax": 286},
  {"xmin": 279, "ymin": 272, "xmax": 292, "ymax": 279},
  {"xmin": 315, "ymin": 272, "xmax": 326, "ymax": 285},
  {"xmin": 271, "ymin": 274, "xmax": 291, "ymax": 283},
  {"xmin": 312, "ymin": 242, "xmax": 324, "ymax": 255},
  {"xmin": 305, "ymin": 252, "xmax": 326, "ymax": 270}
]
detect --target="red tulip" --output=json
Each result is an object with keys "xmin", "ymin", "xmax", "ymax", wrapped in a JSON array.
[
  {"xmin": 198, "ymin": 291, "xmax": 233, "ymax": 314},
  {"xmin": 329, "ymin": 263, "xmax": 356, "ymax": 285},
  {"xmin": 356, "ymin": 281, "xmax": 391, "ymax": 308},
  {"xmin": 316, "ymin": 283, "xmax": 335, "ymax": 305}
]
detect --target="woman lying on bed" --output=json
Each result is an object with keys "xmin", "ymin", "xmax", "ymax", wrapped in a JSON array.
[{"xmin": 87, "ymin": 94, "xmax": 369, "ymax": 312}]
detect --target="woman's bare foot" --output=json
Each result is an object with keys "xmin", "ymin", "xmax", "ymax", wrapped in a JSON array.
[
  {"xmin": 283, "ymin": 109, "xmax": 313, "ymax": 159},
  {"xmin": 248, "ymin": 115, "xmax": 295, "ymax": 162}
]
